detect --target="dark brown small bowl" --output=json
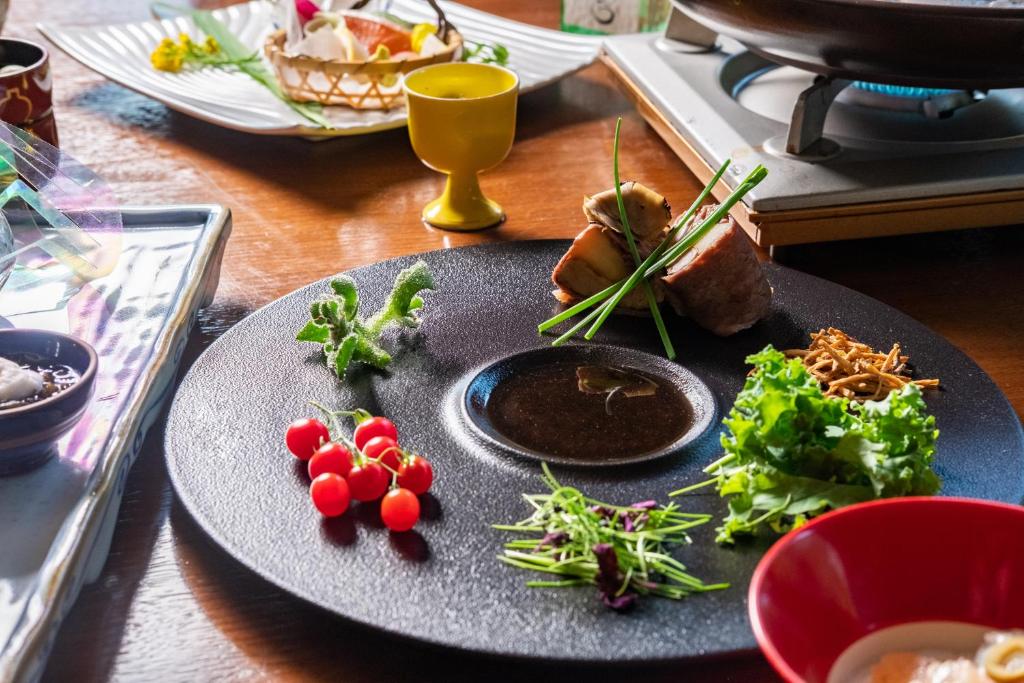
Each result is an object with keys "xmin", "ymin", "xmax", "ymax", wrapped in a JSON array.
[
  {"xmin": 0, "ymin": 37, "xmax": 58, "ymax": 146},
  {"xmin": 0, "ymin": 329, "xmax": 97, "ymax": 475}
]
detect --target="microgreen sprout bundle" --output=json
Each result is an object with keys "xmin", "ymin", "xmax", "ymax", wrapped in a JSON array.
[{"xmin": 495, "ymin": 464, "xmax": 727, "ymax": 610}]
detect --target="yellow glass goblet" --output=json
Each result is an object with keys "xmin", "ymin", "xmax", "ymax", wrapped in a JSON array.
[{"xmin": 403, "ymin": 62, "xmax": 519, "ymax": 231}]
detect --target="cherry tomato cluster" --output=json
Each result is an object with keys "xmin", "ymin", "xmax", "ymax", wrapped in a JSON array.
[{"xmin": 285, "ymin": 413, "xmax": 434, "ymax": 532}]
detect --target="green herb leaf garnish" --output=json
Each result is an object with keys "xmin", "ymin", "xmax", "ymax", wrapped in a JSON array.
[
  {"xmin": 462, "ymin": 41, "xmax": 510, "ymax": 66},
  {"xmin": 672, "ymin": 346, "xmax": 940, "ymax": 544},
  {"xmin": 495, "ymin": 463, "xmax": 727, "ymax": 610},
  {"xmin": 298, "ymin": 261, "xmax": 435, "ymax": 380}
]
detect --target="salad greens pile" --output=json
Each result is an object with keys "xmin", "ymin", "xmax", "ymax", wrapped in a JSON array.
[
  {"xmin": 495, "ymin": 464, "xmax": 727, "ymax": 611},
  {"xmin": 675, "ymin": 346, "xmax": 940, "ymax": 544},
  {"xmin": 297, "ymin": 261, "xmax": 434, "ymax": 379}
]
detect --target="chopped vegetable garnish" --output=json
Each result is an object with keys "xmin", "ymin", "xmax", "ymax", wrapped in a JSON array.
[
  {"xmin": 462, "ymin": 41, "xmax": 510, "ymax": 66},
  {"xmin": 296, "ymin": 261, "xmax": 434, "ymax": 380},
  {"xmin": 673, "ymin": 346, "xmax": 941, "ymax": 544},
  {"xmin": 495, "ymin": 464, "xmax": 727, "ymax": 610}
]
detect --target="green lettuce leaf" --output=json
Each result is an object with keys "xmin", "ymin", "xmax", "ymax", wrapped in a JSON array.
[{"xmin": 711, "ymin": 346, "xmax": 940, "ymax": 544}]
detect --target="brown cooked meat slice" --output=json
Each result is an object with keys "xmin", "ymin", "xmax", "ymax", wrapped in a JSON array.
[
  {"xmin": 552, "ymin": 224, "xmax": 654, "ymax": 311},
  {"xmin": 583, "ymin": 181, "xmax": 670, "ymax": 244},
  {"xmin": 660, "ymin": 206, "xmax": 771, "ymax": 336}
]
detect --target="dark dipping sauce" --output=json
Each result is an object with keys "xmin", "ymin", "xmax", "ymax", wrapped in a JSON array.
[
  {"xmin": 0, "ymin": 354, "xmax": 81, "ymax": 411},
  {"xmin": 484, "ymin": 363, "xmax": 692, "ymax": 463}
]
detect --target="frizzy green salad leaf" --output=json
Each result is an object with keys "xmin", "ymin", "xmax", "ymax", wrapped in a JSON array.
[
  {"xmin": 674, "ymin": 346, "xmax": 940, "ymax": 544},
  {"xmin": 296, "ymin": 261, "xmax": 434, "ymax": 379}
]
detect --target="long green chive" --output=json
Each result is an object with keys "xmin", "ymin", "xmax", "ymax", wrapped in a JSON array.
[
  {"xmin": 610, "ymin": 118, "xmax": 675, "ymax": 359},
  {"xmin": 537, "ymin": 281, "xmax": 619, "ymax": 334},
  {"xmin": 643, "ymin": 165, "xmax": 768, "ymax": 277}
]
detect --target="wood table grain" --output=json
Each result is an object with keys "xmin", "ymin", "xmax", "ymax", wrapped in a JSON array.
[{"xmin": 12, "ymin": 0, "xmax": 1022, "ymax": 681}]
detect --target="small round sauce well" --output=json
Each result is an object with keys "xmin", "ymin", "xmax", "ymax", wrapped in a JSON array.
[{"xmin": 462, "ymin": 346, "xmax": 716, "ymax": 467}]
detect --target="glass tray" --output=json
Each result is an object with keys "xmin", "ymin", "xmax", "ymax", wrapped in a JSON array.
[{"xmin": 0, "ymin": 205, "xmax": 231, "ymax": 682}]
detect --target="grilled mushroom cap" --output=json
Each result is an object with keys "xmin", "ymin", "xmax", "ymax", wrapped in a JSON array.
[{"xmin": 583, "ymin": 181, "xmax": 670, "ymax": 243}]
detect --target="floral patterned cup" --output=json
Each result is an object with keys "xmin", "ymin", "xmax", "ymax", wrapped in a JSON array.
[{"xmin": 0, "ymin": 38, "xmax": 58, "ymax": 147}]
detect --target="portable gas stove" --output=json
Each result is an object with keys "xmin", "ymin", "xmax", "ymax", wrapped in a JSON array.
[{"xmin": 603, "ymin": 5, "xmax": 1024, "ymax": 245}]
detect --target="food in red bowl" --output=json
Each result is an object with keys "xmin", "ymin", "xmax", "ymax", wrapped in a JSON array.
[{"xmin": 749, "ymin": 497, "xmax": 1024, "ymax": 683}]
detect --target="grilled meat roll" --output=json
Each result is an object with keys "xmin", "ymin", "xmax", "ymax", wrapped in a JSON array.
[{"xmin": 660, "ymin": 205, "xmax": 771, "ymax": 336}]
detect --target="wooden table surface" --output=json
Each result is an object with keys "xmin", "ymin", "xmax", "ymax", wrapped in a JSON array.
[{"xmin": 10, "ymin": 0, "xmax": 1022, "ymax": 680}]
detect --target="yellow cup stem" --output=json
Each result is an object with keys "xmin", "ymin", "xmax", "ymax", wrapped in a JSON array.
[{"xmin": 423, "ymin": 171, "xmax": 504, "ymax": 231}]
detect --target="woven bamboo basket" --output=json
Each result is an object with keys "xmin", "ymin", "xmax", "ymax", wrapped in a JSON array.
[{"xmin": 264, "ymin": 5, "xmax": 463, "ymax": 111}]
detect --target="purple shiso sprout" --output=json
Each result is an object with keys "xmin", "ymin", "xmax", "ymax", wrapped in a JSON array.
[
  {"xmin": 533, "ymin": 531, "xmax": 569, "ymax": 552},
  {"xmin": 602, "ymin": 592, "xmax": 637, "ymax": 611},
  {"xmin": 622, "ymin": 512, "xmax": 650, "ymax": 532},
  {"xmin": 592, "ymin": 543, "xmax": 636, "ymax": 612},
  {"xmin": 630, "ymin": 500, "xmax": 657, "ymax": 510}
]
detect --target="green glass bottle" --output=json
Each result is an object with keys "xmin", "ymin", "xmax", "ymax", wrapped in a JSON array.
[{"xmin": 560, "ymin": 0, "xmax": 670, "ymax": 35}]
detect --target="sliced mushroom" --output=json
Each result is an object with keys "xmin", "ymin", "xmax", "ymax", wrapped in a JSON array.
[{"xmin": 583, "ymin": 181, "xmax": 670, "ymax": 243}]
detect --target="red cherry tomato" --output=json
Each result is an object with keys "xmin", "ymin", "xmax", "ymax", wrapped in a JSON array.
[
  {"xmin": 310, "ymin": 473, "xmax": 350, "ymax": 517},
  {"xmin": 353, "ymin": 416, "xmax": 398, "ymax": 451},
  {"xmin": 286, "ymin": 418, "xmax": 330, "ymax": 460},
  {"xmin": 380, "ymin": 488, "xmax": 420, "ymax": 532},
  {"xmin": 363, "ymin": 436, "xmax": 401, "ymax": 472},
  {"xmin": 347, "ymin": 461, "xmax": 389, "ymax": 501},
  {"xmin": 397, "ymin": 455, "xmax": 433, "ymax": 495},
  {"xmin": 308, "ymin": 442, "xmax": 353, "ymax": 480}
]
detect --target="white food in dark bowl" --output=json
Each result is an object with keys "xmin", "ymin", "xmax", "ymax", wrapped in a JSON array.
[{"xmin": 0, "ymin": 356, "xmax": 43, "ymax": 405}]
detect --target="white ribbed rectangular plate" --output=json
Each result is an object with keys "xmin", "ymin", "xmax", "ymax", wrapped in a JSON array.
[{"xmin": 39, "ymin": 0, "xmax": 601, "ymax": 138}]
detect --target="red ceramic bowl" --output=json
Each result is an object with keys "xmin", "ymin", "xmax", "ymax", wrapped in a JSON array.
[{"xmin": 749, "ymin": 497, "xmax": 1024, "ymax": 683}]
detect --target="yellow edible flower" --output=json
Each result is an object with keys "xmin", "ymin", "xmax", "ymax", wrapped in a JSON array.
[
  {"xmin": 150, "ymin": 32, "xmax": 222, "ymax": 73},
  {"xmin": 410, "ymin": 23, "xmax": 437, "ymax": 53},
  {"xmin": 150, "ymin": 37, "xmax": 185, "ymax": 72}
]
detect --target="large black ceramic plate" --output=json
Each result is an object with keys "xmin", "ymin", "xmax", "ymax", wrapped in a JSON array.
[{"xmin": 166, "ymin": 241, "xmax": 1024, "ymax": 664}]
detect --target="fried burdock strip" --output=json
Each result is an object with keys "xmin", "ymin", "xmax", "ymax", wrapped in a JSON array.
[{"xmin": 784, "ymin": 327, "xmax": 939, "ymax": 402}]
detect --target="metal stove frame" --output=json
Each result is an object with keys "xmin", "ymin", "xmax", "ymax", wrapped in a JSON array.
[{"xmin": 603, "ymin": 10, "xmax": 1024, "ymax": 245}]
